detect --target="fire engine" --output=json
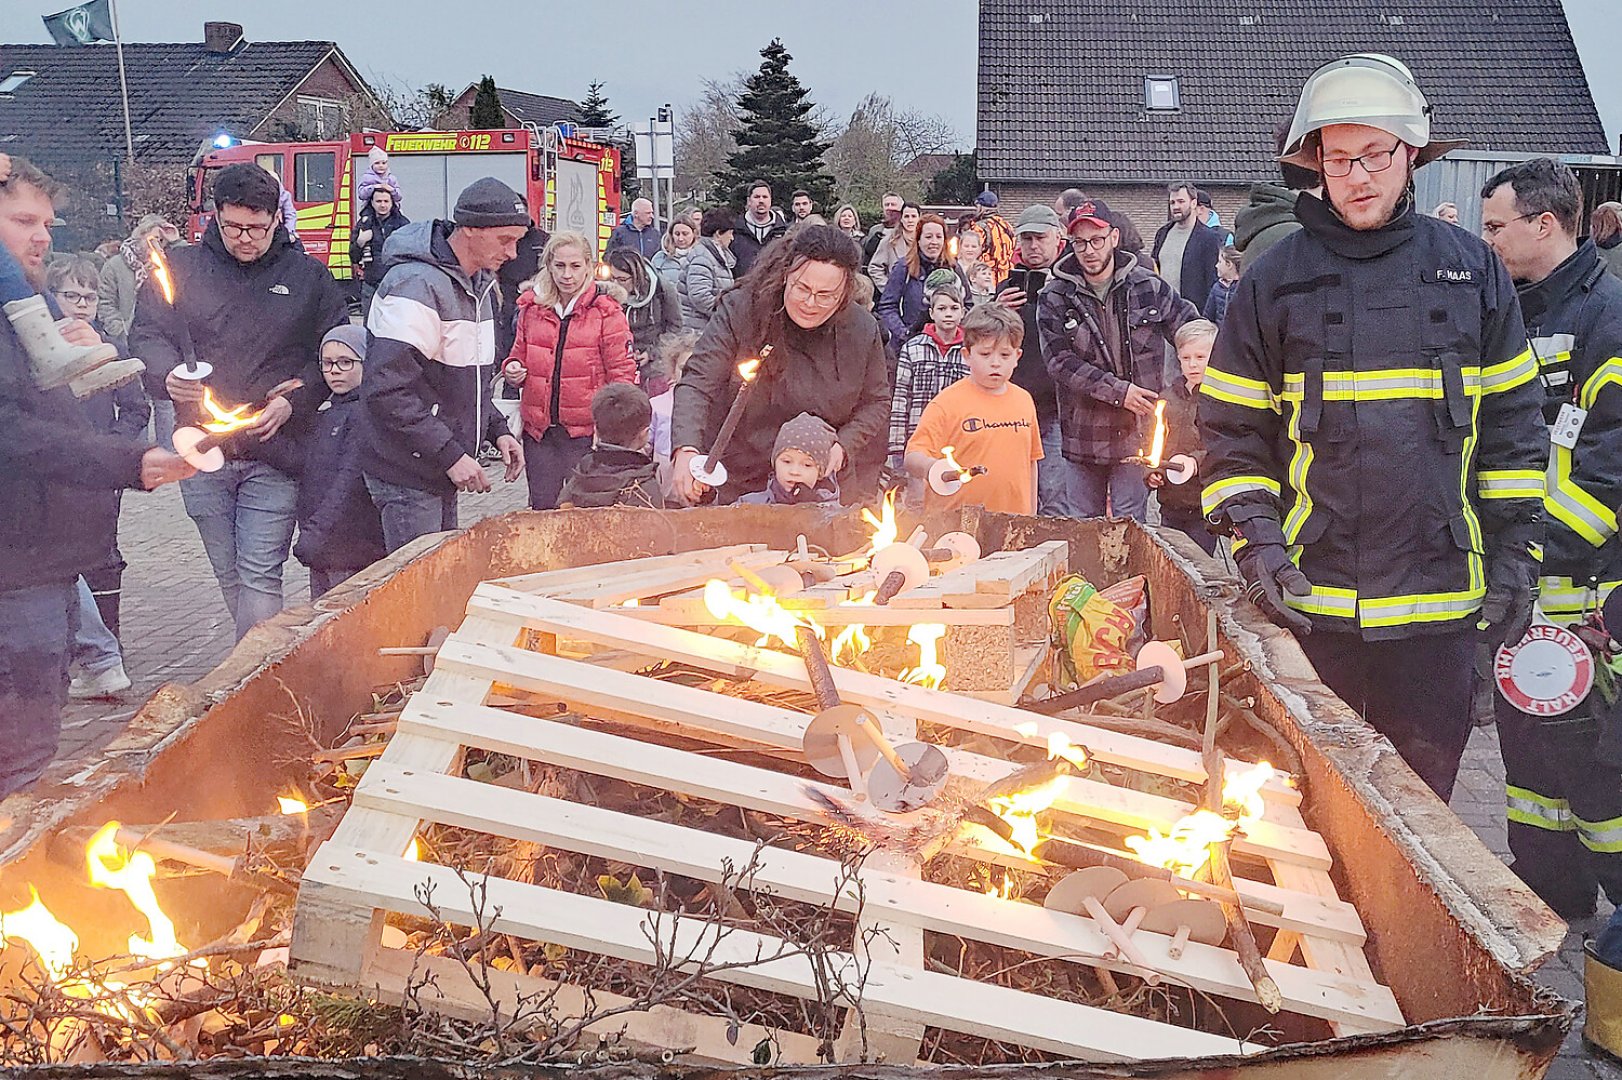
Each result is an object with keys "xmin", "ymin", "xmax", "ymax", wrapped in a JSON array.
[{"xmin": 186, "ymin": 128, "xmax": 622, "ymax": 283}]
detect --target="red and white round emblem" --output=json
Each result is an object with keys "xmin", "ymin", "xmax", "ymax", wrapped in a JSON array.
[{"xmin": 1494, "ymin": 623, "xmax": 1594, "ymax": 716}]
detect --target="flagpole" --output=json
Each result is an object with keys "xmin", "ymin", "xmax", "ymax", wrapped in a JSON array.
[{"xmin": 109, "ymin": 0, "xmax": 135, "ymax": 165}]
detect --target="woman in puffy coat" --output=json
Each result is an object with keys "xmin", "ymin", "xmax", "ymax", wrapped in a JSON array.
[
  {"xmin": 504, "ymin": 231, "xmax": 638, "ymax": 510},
  {"xmin": 877, "ymin": 213, "xmax": 969, "ymax": 360},
  {"xmin": 650, "ymin": 217, "xmax": 697, "ymax": 290},
  {"xmin": 606, "ymin": 247, "xmax": 682, "ymax": 391},
  {"xmin": 679, "ymin": 207, "xmax": 737, "ymax": 330}
]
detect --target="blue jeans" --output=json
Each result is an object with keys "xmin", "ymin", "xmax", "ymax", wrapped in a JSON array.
[
  {"xmin": 71, "ymin": 577, "xmax": 122, "ymax": 675},
  {"xmin": 1036, "ymin": 418, "xmax": 1078, "ymax": 517},
  {"xmin": 180, "ymin": 459, "xmax": 299, "ymax": 640},
  {"xmin": 1066, "ymin": 459, "xmax": 1149, "ymax": 521},
  {"xmin": 152, "ymin": 399, "xmax": 176, "ymax": 452},
  {"xmin": 365, "ymin": 474, "xmax": 457, "ymax": 554},
  {"xmin": 0, "ymin": 582, "xmax": 74, "ymax": 798}
]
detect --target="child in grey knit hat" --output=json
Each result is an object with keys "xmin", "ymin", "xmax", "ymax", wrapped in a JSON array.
[{"xmin": 736, "ymin": 412, "xmax": 843, "ymax": 506}]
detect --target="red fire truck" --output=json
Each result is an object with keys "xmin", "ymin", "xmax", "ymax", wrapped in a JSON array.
[{"xmin": 187, "ymin": 128, "xmax": 622, "ymax": 283}]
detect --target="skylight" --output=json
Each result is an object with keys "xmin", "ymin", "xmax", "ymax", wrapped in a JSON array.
[
  {"xmin": 0, "ymin": 71, "xmax": 36, "ymax": 94},
  {"xmin": 1145, "ymin": 75, "xmax": 1181, "ymax": 112}
]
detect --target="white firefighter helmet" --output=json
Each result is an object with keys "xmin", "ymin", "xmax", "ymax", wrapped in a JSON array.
[{"xmin": 1280, "ymin": 53, "xmax": 1466, "ymax": 171}]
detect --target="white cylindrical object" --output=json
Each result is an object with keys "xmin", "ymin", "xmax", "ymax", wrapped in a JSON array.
[{"xmin": 171, "ymin": 425, "xmax": 224, "ymax": 472}]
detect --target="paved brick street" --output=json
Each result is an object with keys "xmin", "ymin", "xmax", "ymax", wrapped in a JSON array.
[{"xmin": 45, "ymin": 490, "xmax": 1622, "ymax": 1075}]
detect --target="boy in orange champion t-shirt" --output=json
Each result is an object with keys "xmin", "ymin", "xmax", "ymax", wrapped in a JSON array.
[{"xmin": 905, "ymin": 304, "xmax": 1043, "ymax": 514}]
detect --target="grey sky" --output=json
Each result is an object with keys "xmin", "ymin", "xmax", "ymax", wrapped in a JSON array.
[{"xmin": 2, "ymin": 1, "xmax": 1616, "ymax": 152}]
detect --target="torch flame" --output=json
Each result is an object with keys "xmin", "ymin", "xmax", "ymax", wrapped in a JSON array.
[
  {"xmin": 860, "ymin": 490, "xmax": 900, "ymax": 554},
  {"xmin": 1123, "ymin": 761, "xmax": 1277, "ymax": 877},
  {"xmin": 277, "ymin": 794, "xmax": 309, "ymax": 815},
  {"xmin": 900, "ymin": 623, "xmax": 948, "ymax": 689},
  {"xmin": 199, "ymin": 387, "xmax": 263, "ymax": 434},
  {"xmin": 703, "ymin": 579, "xmax": 822, "ymax": 649},
  {"xmin": 145, "ymin": 236, "xmax": 176, "ymax": 306},
  {"xmin": 85, "ymin": 822, "xmax": 186, "ymax": 963},
  {"xmin": 940, "ymin": 445, "xmax": 977, "ymax": 485},
  {"xmin": 0, "ymin": 888, "xmax": 79, "ymax": 981},
  {"xmin": 1144, "ymin": 399, "xmax": 1168, "ymax": 470},
  {"xmin": 737, "ymin": 358, "xmax": 762, "ymax": 382}
]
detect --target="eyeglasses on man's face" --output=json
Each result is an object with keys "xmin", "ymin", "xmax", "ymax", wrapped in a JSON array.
[
  {"xmin": 1319, "ymin": 142, "xmax": 1402, "ymax": 178},
  {"xmin": 1073, "ymin": 234, "xmax": 1114, "ymax": 252},
  {"xmin": 218, "ymin": 218, "xmax": 273, "ymax": 240}
]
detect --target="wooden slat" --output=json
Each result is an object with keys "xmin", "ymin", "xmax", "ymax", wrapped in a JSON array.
[
  {"xmin": 642, "ymin": 599, "xmax": 1015, "ymax": 627},
  {"xmin": 435, "ymin": 635, "xmax": 1324, "ymax": 868},
  {"xmin": 463, "ymin": 587, "xmax": 1302, "ymax": 807},
  {"xmin": 348, "ymin": 763, "xmax": 1402, "ymax": 1031},
  {"xmin": 548, "ymin": 550, "xmax": 788, "ymax": 607},
  {"xmin": 301, "ymin": 848, "xmax": 1268, "ymax": 1061},
  {"xmin": 393, "ymin": 698, "xmax": 1364, "ymax": 944},
  {"xmin": 486, "ymin": 545, "xmax": 768, "ymax": 594}
]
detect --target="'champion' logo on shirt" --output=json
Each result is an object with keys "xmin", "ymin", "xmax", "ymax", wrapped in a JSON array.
[{"xmin": 962, "ymin": 416, "xmax": 1032, "ymax": 433}]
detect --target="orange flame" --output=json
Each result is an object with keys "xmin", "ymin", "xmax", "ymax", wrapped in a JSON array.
[
  {"xmin": 404, "ymin": 837, "xmax": 422, "ymax": 862},
  {"xmin": 85, "ymin": 823, "xmax": 186, "ymax": 963},
  {"xmin": 1045, "ymin": 730, "xmax": 1090, "ymax": 770},
  {"xmin": 199, "ymin": 387, "xmax": 263, "ymax": 435},
  {"xmin": 830, "ymin": 591, "xmax": 876, "ymax": 665},
  {"xmin": 0, "ymin": 888, "xmax": 79, "ymax": 981},
  {"xmin": 145, "ymin": 236, "xmax": 176, "ymax": 306},
  {"xmin": 703, "ymin": 579, "xmax": 822, "ymax": 649},
  {"xmin": 861, "ymin": 490, "xmax": 900, "ymax": 554},
  {"xmin": 737, "ymin": 357, "xmax": 762, "ymax": 382},
  {"xmin": 1123, "ymin": 761, "xmax": 1277, "ymax": 877},
  {"xmin": 983, "ymin": 872, "xmax": 1014, "ymax": 900},
  {"xmin": 940, "ymin": 445, "xmax": 977, "ymax": 485},
  {"xmin": 901, "ymin": 623, "xmax": 947, "ymax": 689},
  {"xmin": 987, "ymin": 773, "xmax": 1072, "ymax": 857},
  {"xmin": 1144, "ymin": 399, "xmax": 1168, "ymax": 469},
  {"xmin": 277, "ymin": 795, "xmax": 309, "ymax": 815}
]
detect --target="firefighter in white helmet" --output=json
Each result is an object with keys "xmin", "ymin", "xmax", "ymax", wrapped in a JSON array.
[{"xmin": 1198, "ymin": 54, "xmax": 1548, "ymax": 799}]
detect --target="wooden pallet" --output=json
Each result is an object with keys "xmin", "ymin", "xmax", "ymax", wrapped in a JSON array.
[{"xmin": 292, "ymin": 584, "xmax": 1405, "ymax": 1065}]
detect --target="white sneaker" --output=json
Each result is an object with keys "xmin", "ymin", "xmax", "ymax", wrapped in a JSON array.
[{"xmin": 69, "ymin": 663, "xmax": 132, "ymax": 699}]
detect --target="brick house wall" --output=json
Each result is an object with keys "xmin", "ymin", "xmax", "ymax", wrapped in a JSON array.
[
  {"xmin": 989, "ymin": 182, "xmax": 1253, "ymax": 245},
  {"xmin": 254, "ymin": 55, "xmax": 367, "ymax": 140}
]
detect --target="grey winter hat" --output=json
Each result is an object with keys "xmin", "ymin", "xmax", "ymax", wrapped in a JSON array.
[
  {"xmin": 320, "ymin": 323, "xmax": 368, "ymax": 362},
  {"xmin": 773, "ymin": 412, "xmax": 837, "ymax": 473},
  {"xmin": 453, "ymin": 177, "xmax": 530, "ymax": 228}
]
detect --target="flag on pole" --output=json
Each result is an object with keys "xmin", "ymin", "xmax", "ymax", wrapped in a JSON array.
[{"xmin": 42, "ymin": 0, "xmax": 115, "ymax": 46}]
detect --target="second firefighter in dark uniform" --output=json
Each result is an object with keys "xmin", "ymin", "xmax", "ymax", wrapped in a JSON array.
[
  {"xmin": 1481, "ymin": 157, "xmax": 1622, "ymax": 918},
  {"xmin": 1198, "ymin": 54, "xmax": 1548, "ymax": 800}
]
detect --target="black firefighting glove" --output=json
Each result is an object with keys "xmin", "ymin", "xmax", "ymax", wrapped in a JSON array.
[
  {"xmin": 1228, "ymin": 504, "xmax": 1314, "ymax": 637},
  {"xmin": 1478, "ymin": 523, "xmax": 1540, "ymax": 667}
]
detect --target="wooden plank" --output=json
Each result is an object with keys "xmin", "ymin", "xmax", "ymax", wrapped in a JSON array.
[
  {"xmin": 971, "ymin": 540, "xmax": 1070, "ymax": 602},
  {"xmin": 889, "ymin": 542, "xmax": 1068, "ymax": 609},
  {"xmin": 434, "ymin": 634, "xmax": 1322, "ymax": 866},
  {"xmin": 302, "ymin": 848, "xmax": 1268, "ymax": 1061},
  {"xmin": 642, "ymin": 598, "xmax": 1014, "ymax": 627},
  {"xmin": 464, "ymin": 588, "xmax": 1301, "ymax": 806},
  {"xmin": 392, "ymin": 698, "xmax": 1361, "ymax": 944},
  {"xmin": 549, "ymin": 550, "xmax": 788, "ymax": 607},
  {"xmin": 363, "ymin": 947, "xmax": 831, "ymax": 1066},
  {"xmin": 347, "ymin": 763, "xmax": 1401, "ymax": 1031},
  {"xmin": 487, "ymin": 545, "xmax": 768, "ymax": 594}
]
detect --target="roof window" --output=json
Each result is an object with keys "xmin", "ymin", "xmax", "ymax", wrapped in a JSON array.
[
  {"xmin": 0, "ymin": 71, "xmax": 37, "ymax": 94},
  {"xmin": 1145, "ymin": 75, "xmax": 1181, "ymax": 112}
]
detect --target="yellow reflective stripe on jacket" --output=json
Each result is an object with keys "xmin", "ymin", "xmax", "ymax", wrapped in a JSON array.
[
  {"xmin": 1201, "ymin": 475, "xmax": 1281, "ymax": 516},
  {"xmin": 1357, "ymin": 587, "xmax": 1486, "ymax": 628},
  {"xmin": 1506, "ymin": 785, "xmax": 1575, "ymax": 832},
  {"xmin": 1284, "ymin": 584, "xmax": 1357, "ymax": 618},
  {"xmin": 1477, "ymin": 469, "xmax": 1545, "ymax": 500},
  {"xmin": 1201, "ymin": 367, "xmax": 1279, "ymax": 411},
  {"xmin": 1547, "ymin": 444, "xmax": 1618, "ymax": 546},
  {"xmin": 1282, "ymin": 399, "xmax": 1315, "ymax": 543},
  {"xmin": 1279, "ymin": 368, "xmax": 1477, "ymax": 402},
  {"xmin": 1457, "ymin": 377, "xmax": 1486, "ymax": 576},
  {"xmin": 1538, "ymin": 576, "xmax": 1621, "ymax": 625},
  {"xmin": 1578, "ymin": 357, "xmax": 1622, "ymax": 410},
  {"xmin": 1480, "ymin": 349, "xmax": 1538, "ymax": 394},
  {"xmin": 1578, "ymin": 812, "xmax": 1622, "ymax": 853}
]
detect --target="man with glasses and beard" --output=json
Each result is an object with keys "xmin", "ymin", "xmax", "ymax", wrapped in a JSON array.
[
  {"xmin": 130, "ymin": 162, "xmax": 348, "ymax": 641},
  {"xmin": 1197, "ymin": 55, "xmax": 1546, "ymax": 801}
]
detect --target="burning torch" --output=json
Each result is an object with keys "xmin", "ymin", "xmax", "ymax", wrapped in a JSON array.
[
  {"xmin": 927, "ymin": 445, "xmax": 988, "ymax": 497},
  {"xmin": 1131, "ymin": 399, "xmax": 1195, "ymax": 486},
  {"xmin": 689, "ymin": 346, "xmax": 774, "ymax": 489},
  {"xmin": 145, "ymin": 236, "xmax": 211, "ymax": 385},
  {"xmin": 171, "ymin": 380, "xmax": 304, "ymax": 472}
]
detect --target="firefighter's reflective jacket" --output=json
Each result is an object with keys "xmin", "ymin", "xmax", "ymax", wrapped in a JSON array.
[
  {"xmin": 1197, "ymin": 194, "xmax": 1547, "ymax": 640},
  {"xmin": 1518, "ymin": 241, "xmax": 1622, "ymax": 626}
]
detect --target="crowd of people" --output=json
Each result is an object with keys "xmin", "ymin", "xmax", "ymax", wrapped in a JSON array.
[{"xmin": 14, "ymin": 54, "xmax": 1622, "ymax": 1008}]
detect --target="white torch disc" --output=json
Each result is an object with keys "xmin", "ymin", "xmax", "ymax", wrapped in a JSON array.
[
  {"xmin": 171, "ymin": 425, "xmax": 225, "ymax": 472},
  {"xmin": 1164, "ymin": 454, "xmax": 1196, "ymax": 485},
  {"xmin": 688, "ymin": 455, "xmax": 728, "ymax": 488},
  {"xmin": 928, "ymin": 458, "xmax": 964, "ymax": 497},
  {"xmin": 172, "ymin": 361, "xmax": 213, "ymax": 382},
  {"xmin": 1494, "ymin": 623, "xmax": 1594, "ymax": 716}
]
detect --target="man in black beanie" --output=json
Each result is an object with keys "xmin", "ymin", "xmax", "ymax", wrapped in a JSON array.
[
  {"xmin": 361, "ymin": 176, "xmax": 526, "ymax": 552},
  {"xmin": 129, "ymin": 161, "xmax": 348, "ymax": 640}
]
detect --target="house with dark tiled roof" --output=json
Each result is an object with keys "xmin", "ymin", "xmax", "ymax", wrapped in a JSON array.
[
  {"xmin": 0, "ymin": 21, "xmax": 379, "ymax": 241},
  {"xmin": 433, "ymin": 84, "xmax": 581, "ymax": 133},
  {"xmin": 978, "ymin": 0, "xmax": 1611, "ymax": 235}
]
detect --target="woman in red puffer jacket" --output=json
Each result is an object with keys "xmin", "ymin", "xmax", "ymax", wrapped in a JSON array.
[{"xmin": 504, "ymin": 231, "xmax": 638, "ymax": 509}]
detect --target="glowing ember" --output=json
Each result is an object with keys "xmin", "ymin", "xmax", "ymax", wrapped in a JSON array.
[
  {"xmin": 861, "ymin": 490, "xmax": 900, "ymax": 554},
  {"xmin": 85, "ymin": 822, "xmax": 186, "ymax": 963},
  {"xmin": 145, "ymin": 236, "xmax": 176, "ymax": 306},
  {"xmin": 940, "ymin": 445, "xmax": 977, "ymax": 485},
  {"xmin": 277, "ymin": 795, "xmax": 309, "ymax": 815},
  {"xmin": 0, "ymin": 888, "xmax": 79, "ymax": 981},
  {"xmin": 1144, "ymin": 399, "xmax": 1168, "ymax": 469},
  {"xmin": 621, "ymin": 598, "xmax": 640, "ymax": 608},
  {"xmin": 901, "ymin": 623, "xmax": 948, "ymax": 689},
  {"xmin": 199, "ymin": 387, "xmax": 264, "ymax": 435},
  {"xmin": 1124, "ymin": 810, "xmax": 1234, "ymax": 878},
  {"xmin": 987, "ymin": 773, "xmax": 1072, "ymax": 857},
  {"xmin": 703, "ymin": 579, "xmax": 822, "ymax": 649},
  {"xmin": 737, "ymin": 357, "xmax": 762, "ymax": 382}
]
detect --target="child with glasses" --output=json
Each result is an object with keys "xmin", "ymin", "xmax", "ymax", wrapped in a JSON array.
[{"xmin": 291, "ymin": 325, "xmax": 385, "ymax": 598}]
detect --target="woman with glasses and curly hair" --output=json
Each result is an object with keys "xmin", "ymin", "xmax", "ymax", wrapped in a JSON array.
[{"xmin": 670, "ymin": 225, "xmax": 889, "ymax": 505}]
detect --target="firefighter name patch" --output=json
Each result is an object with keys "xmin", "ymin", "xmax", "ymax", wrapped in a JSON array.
[
  {"xmin": 1429, "ymin": 268, "xmax": 1479, "ymax": 284},
  {"xmin": 1494, "ymin": 623, "xmax": 1595, "ymax": 716}
]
